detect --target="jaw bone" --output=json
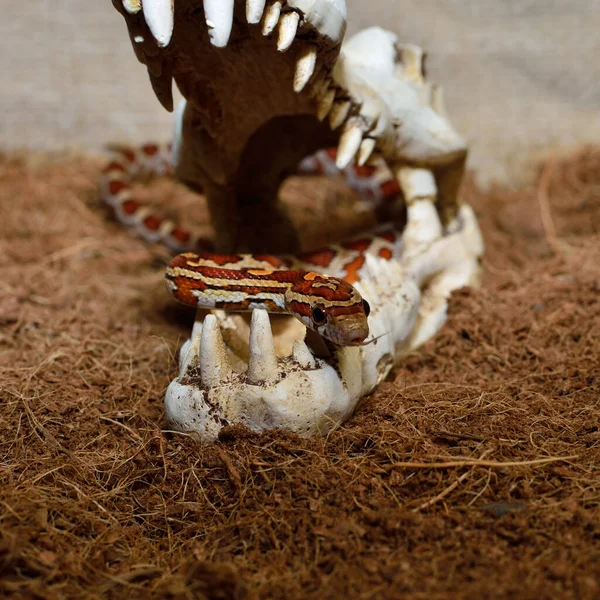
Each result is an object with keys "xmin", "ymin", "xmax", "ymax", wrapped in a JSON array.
[
  {"xmin": 109, "ymin": 1, "xmax": 484, "ymax": 438},
  {"xmin": 165, "ymin": 173, "xmax": 483, "ymax": 441}
]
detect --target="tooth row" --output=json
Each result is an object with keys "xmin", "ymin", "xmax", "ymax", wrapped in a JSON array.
[
  {"xmin": 311, "ymin": 76, "xmax": 384, "ymax": 168},
  {"xmin": 132, "ymin": 0, "xmax": 375, "ymax": 167},
  {"xmin": 132, "ymin": 0, "xmax": 320, "ymax": 103},
  {"xmin": 181, "ymin": 310, "xmax": 319, "ymax": 387}
]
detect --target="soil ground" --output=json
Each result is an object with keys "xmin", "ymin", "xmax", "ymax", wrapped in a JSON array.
[{"xmin": 0, "ymin": 148, "xmax": 599, "ymax": 599}]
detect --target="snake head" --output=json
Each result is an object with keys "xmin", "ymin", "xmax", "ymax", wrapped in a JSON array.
[{"xmin": 286, "ymin": 274, "xmax": 370, "ymax": 346}]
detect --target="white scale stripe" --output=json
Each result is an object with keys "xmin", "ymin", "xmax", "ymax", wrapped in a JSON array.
[{"xmin": 191, "ymin": 289, "xmax": 287, "ymax": 311}]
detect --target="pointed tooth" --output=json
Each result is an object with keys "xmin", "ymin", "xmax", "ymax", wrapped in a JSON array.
[
  {"xmin": 204, "ymin": 0, "xmax": 234, "ymax": 48},
  {"xmin": 310, "ymin": 76, "xmax": 330, "ymax": 99},
  {"xmin": 180, "ymin": 320, "xmax": 203, "ymax": 375},
  {"xmin": 317, "ymin": 88, "xmax": 336, "ymax": 121},
  {"xmin": 329, "ymin": 100, "xmax": 351, "ymax": 130},
  {"xmin": 246, "ymin": 0, "xmax": 266, "ymax": 24},
  {"xmin": 336, "ymin": 121, "xmax": 363, "ymax": 169},
  {"xmin": 142, "ymin": 0, "xmax": 174, "ymax": 48},
  {"xmin": 294, "ymin": 46, "xmax": 317, "ymax": 93},
  {"xmin": 262, "ymin": 1, "xmax": 282, "ymax": 36},
  {"xmin": 357, "ymin": 138, "xmax": 376, "ymax": 166},
  {"xmin": 431, "ymin": 84, "xmax": 448, "ymax": 117},
  {"xmin": 277, "ymin": 11, "xmax": 299, "ymax": 52},
  {"xmin": 398, "ymin": 44, "xmax": 426, "ymax": 84},
  {"xmin": 122, "ymin": 0, "xmax": 142, "ymax": 14},
  {"xmin": 292, "ymin": 340, "xmax": 316, "ymax": 369},
  {"xmin": 148, "ymin": 69, "xmax": 174, "ymax": 112},
  {"xmin": 199, "ymin": 315, "xmax": 232, "ymax": 387},
  {"xmin": 247, "ymin": 310, "xmax": 278, "ymax": 384}
]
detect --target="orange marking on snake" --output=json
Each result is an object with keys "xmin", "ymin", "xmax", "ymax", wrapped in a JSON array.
[
  {"xmin": 299, "ymin": 248, "xmax": 336, "ymax": 268},
  {"xmin": 378, "ymin": 247, "xmax": 393, "ymax": 260},
  {"xmin": 254, "ymin": 255, "xmax": 287, "ymax": 268},
  {"xmin": 354, "ymin": 164, "xmax": 377, "ymax": 177},
  {"xmin": 109, "ymin": 180, "xmax": 128, "ymax": 195},
  {"xmin": 120, "ymin": 149, "xmax": 136, "ymax": 163},
  {"xmin": 172, "ymin": 228, "xmax": 190, "ymax": 244},
  {"xmin": 144, "ymin": 215, "xmax": 162, "ymax": 231},
  {"xmin": 342, "ymin": 255, "xmax": 366, "ymax": 284},
  {"xmin": 381, "ymin": 179, "xmax": 401, "ymax": 197},
  {"xmin": 122, "ymin": 199, "xmax": 139, "ymax": 215},
  {"xmin": 104, "ymin": 161, "xmax": 126, "ymax": 174},
  {"xmin": 142, "ymin": 144, "xmax": 159, "ymax": 156},
  {"xmin": 342, "ymin": 238, "xmax": 371, "ymax": 253}
]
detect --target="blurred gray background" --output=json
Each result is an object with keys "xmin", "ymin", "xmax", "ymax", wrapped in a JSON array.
[{"xmin": 1, "ymin": 1, "xmax": 599, "ymax": 184}]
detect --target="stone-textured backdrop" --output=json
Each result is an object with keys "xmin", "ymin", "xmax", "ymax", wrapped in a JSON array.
[{"xmin": 2, "ymin": 1, "xmax": 599, "ymax": 183}]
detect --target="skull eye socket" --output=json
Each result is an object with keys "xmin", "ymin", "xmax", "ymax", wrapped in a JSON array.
[
  {"xmin": 311, "ymin": 307, "xmax": 327, "ymax": 326},
  {"xmin": 363, "ymin": 300, "xmax": 371, "ymax": 317}
]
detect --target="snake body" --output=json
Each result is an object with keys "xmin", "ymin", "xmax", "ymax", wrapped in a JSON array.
[
  {"xmin": 101, "ymin": 144, "xmax": 402, "ymax": 346},
  {"xmin": 165, "ymin": 253, "xmax": 371, "ymax": 345}
]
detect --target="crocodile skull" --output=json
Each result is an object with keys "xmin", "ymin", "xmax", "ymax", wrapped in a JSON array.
[{"xmin": 111, "ymin": 0, "xmax": 483, "ymax": 440}]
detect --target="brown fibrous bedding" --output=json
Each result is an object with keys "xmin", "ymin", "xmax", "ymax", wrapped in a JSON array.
[{"xmin": 0, "ymin": 147, "xmax": 599, "ymax": 599}]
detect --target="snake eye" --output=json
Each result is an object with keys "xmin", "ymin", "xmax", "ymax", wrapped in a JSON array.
[
  {"xmin": 363, "ymin": 300, "xmax": 371, "ymax": 317},
  {"xmin": 311, "ymin": 306, "xmax": 327, "ymax": 326}
]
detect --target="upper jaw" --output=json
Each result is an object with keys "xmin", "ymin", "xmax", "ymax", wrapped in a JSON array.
[{"xmin": 113, "ymin": 2, "xmax": 466, "ymax": 195}]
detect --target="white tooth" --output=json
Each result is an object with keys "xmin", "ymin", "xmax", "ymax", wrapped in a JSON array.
[
  {"xmin": 199, "ymin": 314, "xmax": 232, "ymax": 387},
  {"xmin": 143, "ymin": 0, "xmax": 174, "ymax": 48},
  {"xmin": 148, "ymin": 69, "xmax": 174, "ymax": 112},
  {"xmin": 262, "ymin": 1, "xmax": 282, "ymax": 36},
  {"xmin": 328, "ymin": 100, "xmax": 351, "ymax": 130},
  {"xmin": 431, "ymin": 84, "xmax": 448, "ymax": 118},
  {"xmin": 122, "ymin": 0, "xmax": 142, "ymax": 15},
  {"xmin": 293, "ymin": 46, "xmax": 317, "ymax": 93},
  {"xmin": 292, "ymin": 340, "xmax": 316, "ymax": 369},
  {"xmin": 336, "ymin": 121, "xmax": 363, "ymax": 169},
  {"xmin": 357, "ymin": 138, "xmax": 376, "ymax": 166},
  {"xmin": 277, "ymin": 11, "xmax": 299, "ymax": 52},
  {"xmin": 180, "ymin": 320, "xmax": 202, "ymax": 375},
  {"xmin": 316, "ymin": 88, "xmax": 336, "ymax": 121},
  {"xmin": 310, "ymin": 76, "xmax": 330, "ymax": 99},
  {"xmin": 246, "ymin": 0, "xmax": 266, "ymax": 24},
  {"xmin": 247, "ymin": 310, "xmax": 278, "ymax": 384},
  {"xmin": 204, "ymin": 0, "xmax": 234, "ymax": 48},
  {"xmin": 398, "ymin": 43, "xmax": 426, "ymax": 84}
]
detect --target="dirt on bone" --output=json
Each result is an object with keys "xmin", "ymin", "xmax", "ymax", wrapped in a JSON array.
[{"xmin": 1, "ymin": 147, "xmax": 600, "ymax": 598}]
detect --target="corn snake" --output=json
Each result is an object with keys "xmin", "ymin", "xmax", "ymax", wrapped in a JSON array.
[{"xmin": 101, "ymin": 144, "xmax": 402, "ymax": 345}]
